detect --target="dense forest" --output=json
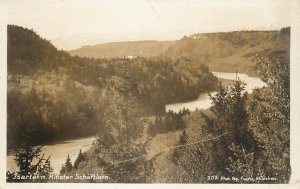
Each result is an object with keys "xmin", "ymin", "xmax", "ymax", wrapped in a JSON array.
[
  {"xmin": 7, "ymin": 25, "xmax": 217, "ymax": 148},
  {"xmin": 7, "ymin": 25, "xmax": 290, "ymax": 183}
]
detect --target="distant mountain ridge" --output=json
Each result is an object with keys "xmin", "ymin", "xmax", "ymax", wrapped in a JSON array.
[
  {"xmin": 69, "ymin": 29, "xmax": 290, "ymax": 76},
  {"xmin": 69, "ymin": 40, "xmax": 174, "ymax": 58}
]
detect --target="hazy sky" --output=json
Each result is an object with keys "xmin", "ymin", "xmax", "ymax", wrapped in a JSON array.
[{"xmin": 2, "ymin": 0, "xmax": 293, "ymax": 50}]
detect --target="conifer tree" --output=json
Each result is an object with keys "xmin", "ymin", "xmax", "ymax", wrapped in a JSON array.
[
  {"xmin": 210, "ymin": 81, "xmax": 229, "ymax": 115},
  {"xmin": 64, "ymin": 154, "xmax": 73, "ymax": 172},
  {"xmin": 6, "ymin": 145, "xmax": 52, "ymax": 182},
  {"xmin": 95, "ymin": 58, "xmax": 153, "ymax": 182},
  {"xmin": 59, "ymin": 164, "xmax": 65, "ymax": 175},
  {"xmin": 74, "ymin": 149, "xmax": 85, "ymax": 169}
]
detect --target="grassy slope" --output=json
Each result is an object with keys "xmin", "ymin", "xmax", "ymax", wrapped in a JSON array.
[
  {"xmin": 205, "ymin": 35, "xmax": 289, "ymax": 75},
  {"xmin": 164, "ymin": 30, "xmax": 289, "ymax": 76}
]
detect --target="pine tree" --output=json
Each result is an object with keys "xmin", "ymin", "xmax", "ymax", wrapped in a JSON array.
[
  {"xmin": 229, "ymin": 79, "xmax": 247, "ymax": 130},
  {"xmin": 174, "ymin": 76, "xmax": 250, "ymax": 183},
  {"xmin": 64, "ymin": 154, "xmax": 73, "ymax": 173},
  {"xmin": 6, "ymin": 145, "xmax": 52, "ymax": 182},
  {"xmin": 59, "ymin": 164, "xmax": 65, "ymax": 175},
  {"xmin": 210, "ymin": 81, "xmax": 229, "ymax": 115},
  {"xmin": 74, "ymin": 149, "xmax": 85, "ymax": 169},
  {"xmin": 95, "ymin": 58, "xmax": 153, "ymax": 182}
]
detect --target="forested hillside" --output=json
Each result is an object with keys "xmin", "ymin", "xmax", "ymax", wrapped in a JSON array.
[
  {"xmin": 70, "ymin": 29, "xmax": 290, "ymax": 76},
  {"xmin": 69, "ymin": 40, "xmax": 174, "ymax": 58},
  {"xmin": 7, "ymin": 25, "xmax": 217, "ymax": 148},
  {"xmin": 165, "ymin": 29, "xmax": 290, "ymax": 76}
]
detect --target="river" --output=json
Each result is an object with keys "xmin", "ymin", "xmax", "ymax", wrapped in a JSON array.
[
  {"xmin": 7, "ymin": 137, "xmax": 95, "ymax": 174},
  {"xmin": 165, "ymin": 71, "xmax": 267, "ymax": 113},
  {"xmin": 7, "ymin": 72, "xmax": 266, "ymax": 174}
]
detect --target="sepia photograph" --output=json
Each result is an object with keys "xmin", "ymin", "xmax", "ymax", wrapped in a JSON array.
[{"xmin": 1, "ymin": 0, "xmax": 300, "ymax": 187}]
